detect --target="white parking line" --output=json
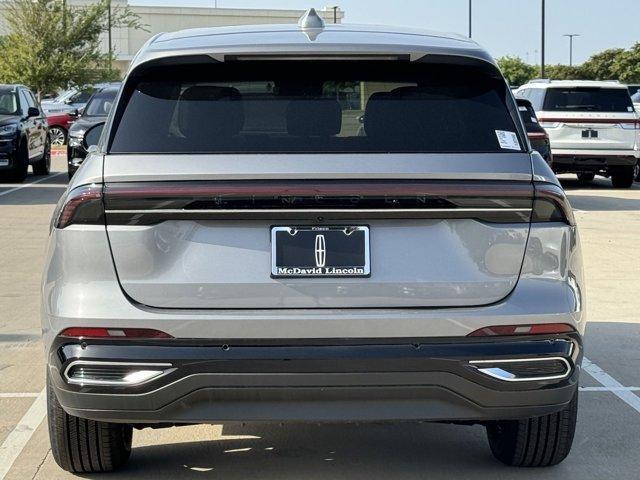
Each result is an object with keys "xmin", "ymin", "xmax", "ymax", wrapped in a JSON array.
[
  {"xmin": 0, "ymin": 172, "xmax": 65, "ymax": 198},
  {"xmin": 0, "ymin": 393, "xmax": 40, "ymax": 398},
  {"xmin": 0, "ymin": 389, "xmax": 46, "ymax": 480},
  {"xmin": 583, "ymin": 357, "xmax": 640, "ymax": 414},
  {"xmin": 580, "ymin": 387, "xmax": 640, "ymax": 392}
]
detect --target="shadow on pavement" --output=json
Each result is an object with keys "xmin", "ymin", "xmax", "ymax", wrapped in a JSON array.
[
  {"xmin": 566, "ymin": 194, "xmax": 640, "ymax": 211},
  {"xmin": 0, "ymin": 174, "xmax": 67, "ymax": 206}
]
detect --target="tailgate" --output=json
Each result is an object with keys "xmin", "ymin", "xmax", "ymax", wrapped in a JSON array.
[
  {"xmin": 544, "ymin": 112, "xmax": 638, "ymax": 151},
  {"xmin": 104, "ymin": 154, "xmax": 533, "ymax": 309}
]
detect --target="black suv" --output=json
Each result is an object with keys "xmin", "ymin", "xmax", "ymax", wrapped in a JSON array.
[
  {"xmin": 67, "ymin": 84, "xmax": 120, "ymax": 179},
  {"xmin": 0, "ymin": 84, "xmax": 50, "ymax": 182}
]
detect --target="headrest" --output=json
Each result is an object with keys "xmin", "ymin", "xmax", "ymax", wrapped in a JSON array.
[
  {"xmin": 178, "ymin": 86, "xmax": 244, "ymax": 141},
  {"xmin": 286, "ymin": 98, "xmax": 342, "ymax": 136},
  {"xmin": 363, "ymin": 92, "xmax": 394, "ymax": 139}
]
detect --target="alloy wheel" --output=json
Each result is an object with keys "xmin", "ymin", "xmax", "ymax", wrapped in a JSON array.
[{"xmin": 49, "ymin": 127, "xmax": 66, "ymax": 146}]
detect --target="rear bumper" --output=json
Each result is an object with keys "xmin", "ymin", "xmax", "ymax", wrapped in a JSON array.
[
  {"xmin": 551, "ymin": 149, "xmax": 639, "ymax": 170},
  {"xmin": 49, "ymin": 335, "xmax": 582, "ymax": 424}
]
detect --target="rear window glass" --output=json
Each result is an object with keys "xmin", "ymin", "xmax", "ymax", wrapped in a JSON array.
[
  {"xmin": 543, "ymin": 87, "xmax": 633, "ymax": 113},
  {"xmin": 110, "ymin": 61, "xmax": 520, "ymax": 154},
  {"xmin": 518, "ymin": 104, "xmax": 539, "ymax": 129}
]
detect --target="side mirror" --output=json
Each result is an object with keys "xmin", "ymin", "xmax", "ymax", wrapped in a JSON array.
[
  {"xmin": 64, "ymin": 98, "xmax": 73, "ymax": 104},
  {"xmin": 68, "ymin": 109, "xmax": 80, "ymax": 118},
  {"xmin": 27, "ymin": 107, "xmax": 40, "ymax": 118},
  {"xmin": 83, "ymin": 122, "xmax": 105, "ymax": 150}
]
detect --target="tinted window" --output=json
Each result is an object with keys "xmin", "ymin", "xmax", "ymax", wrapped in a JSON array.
[
  {"xmin": 527, "ymin": 89, "xmax": 545, "ymax": 110},
  {"xmin": 70, "ymin": 89, "xmax": 94, "ymax": 104},
  {"xmin": 18, "ymin": 90, "xmax": 30, "ymax": 116},
  {"xmin": 543, "ymin": 87, "xmax": 633, "ymax": 112},
  {"xmin": 0, "ymin": 88, "xmax": 18, "ymax": 115},
  {"xmin": 27, "ymin": 91, "xmax": 38, "ymax": 109},
  {"xmin": 22, "ymin": 90, "xmax": 36, "ymax": 109},
  {"xmin": 84, "ymin": 89, "xmax": 118, "ymax": 117},
  {"xmin": 110, "ymin": 61, "xmax": 520, "ymax": 154}
]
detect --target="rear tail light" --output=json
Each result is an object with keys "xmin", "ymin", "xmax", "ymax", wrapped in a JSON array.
[
  {"xmin": 59, "ymin": 327, "xmax": 173, "ymax": 339},
  {"xmin": 468, "ymin": 323, "xmax": 575, "ymax": 337},
  {"xmin": 527, "ymin": 132, "xmax": 549, "ymax": 140},
  {"xmin": 532, "ymin": 182, "xmax": 575, "ymax": 226},
  {"xmin": 54, "ymin": 184, "xmax": 104, "ymax": 229}
]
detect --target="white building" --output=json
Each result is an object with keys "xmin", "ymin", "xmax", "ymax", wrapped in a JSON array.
[{"xmin": 0, "ymin": 1, "xmax": 344, "ymax": 73}]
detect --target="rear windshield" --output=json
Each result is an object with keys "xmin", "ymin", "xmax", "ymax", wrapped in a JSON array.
[
  {"xmin": 109, "ymin": 61, "xmax": 520, "ymax": 154},
  {"xmin": 543, "ymin": 87, "xmax": 633, "ymax": 113},
  {"xmin": 518, "ymin": 104, "xmax": 540, "ymax": 130}
]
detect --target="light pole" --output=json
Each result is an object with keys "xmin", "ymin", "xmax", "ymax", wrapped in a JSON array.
[
  {"xmin": 107, "ymin": 0, "xmax": 112, "ymax": 69},
  {"xmin": 468, "ymin": 0, "xmax": 472, "ymax": 38},
  {"xmin": 332, "ymin": 6, "xmax": 339, "ymax": 24},
  {"xmin": 563, "ymin": 34, "xmax": 580, "ymax": 66},
  {"xmin": 541, "ymin": 0, "xmax": 546, "ymax": 77}
]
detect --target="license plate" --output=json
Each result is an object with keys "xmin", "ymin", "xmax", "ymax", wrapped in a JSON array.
[{"xmin": 271, "ymin": 226, "xmax": 370, "ymax": 278}]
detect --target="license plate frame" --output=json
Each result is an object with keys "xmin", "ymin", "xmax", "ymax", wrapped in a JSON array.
[{"xmin": 271, "ymin": 226, "xmax": 370, "ymax": 278}]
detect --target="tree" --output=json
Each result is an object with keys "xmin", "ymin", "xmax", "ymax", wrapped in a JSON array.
[
  {"xmin": 544, "ymin": 64, "xmax": 586, "ymax": 80},
  {"xmin": 496, "ymin": 56, "xmax": 538, "ymax": 87},
  {"xmin": 0, "ymin": 0, "xmax": 145, "ymax": 97},
  {"xmin": 612, "ymin": 43, "xmax": 640, "ymax": 84},
  {"xmin": 580, "ymin": 48, "xmax": 625, "ymax": 81}
]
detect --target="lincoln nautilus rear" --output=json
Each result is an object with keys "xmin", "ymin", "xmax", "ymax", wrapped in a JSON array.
[{"xmin": 42, "ymin": 10, "xmax": 585, "ymax": 473}]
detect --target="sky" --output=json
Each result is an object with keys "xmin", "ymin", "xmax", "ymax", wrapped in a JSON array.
[{"xmin": 129, "ymin": 0, "xmax": 639, "ymax": 65}]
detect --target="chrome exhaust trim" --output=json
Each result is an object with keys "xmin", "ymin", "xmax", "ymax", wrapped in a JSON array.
[
  {"xmin": 64, "ymin": 360, "xmax": 175, "ymax": 387},
  {"xmin": 469, "ymin": 357, "xmax": 571, "ymax": 382}
]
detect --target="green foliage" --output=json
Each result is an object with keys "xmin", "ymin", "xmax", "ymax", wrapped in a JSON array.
[
  {"xmin": 497, "ymin": 56, "xmax": 538, "ymax": 86},
  {"xmin": 0, "ymin": 0, "xmax": 145, "ymax": 96},
  {"xmin": 580, "ymin": 48, "xmax": 625, "ymax": 81},
  {"xmin": 498, "ymin": 43, "xmax": 640, "ymax": 85},
  {"xmin": 543, "ymin": 64, "xmax": 585, "ymax": 80},
  {"xmin": 611, "ymin": 43, "xmax": 640, "ymax": 84}
]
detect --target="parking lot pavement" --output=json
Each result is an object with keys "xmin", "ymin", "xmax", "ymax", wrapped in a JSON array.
[{"xmin": 0, "ymin": 167, "xmax": 639, "ymax": 479}]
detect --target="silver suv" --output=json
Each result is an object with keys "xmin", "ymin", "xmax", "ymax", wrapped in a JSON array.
[{"xmin": 43, "ymin": 10, "xmax": 585, "ymax": 473}]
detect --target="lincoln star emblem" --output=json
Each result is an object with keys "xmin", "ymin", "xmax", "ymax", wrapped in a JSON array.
[{"xmin": 314, "ymin": 234, "xmax": 326, "ymax": 267}]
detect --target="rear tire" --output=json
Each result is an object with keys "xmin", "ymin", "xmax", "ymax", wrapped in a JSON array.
[
  {"xmin": 576, "ymin": 172, "xmax": 595, "ymax": 184},
  {"xmin": 634, "ymin": 162, "xmax": 640, "ymax": 182},
  {"xmin": 610, "ymin": 166, "xmax": 635, "ymax": 188},
  {"xmin": 47, "ymin": 374, "xmax": 133, "ymax": 473},
  {"xmin": 32, "ymin": 137, "xmax": 51, "ymax": 175},
  {"xmin": 486, "ymin": 391, "xmax": 578, "ymax": 467}
]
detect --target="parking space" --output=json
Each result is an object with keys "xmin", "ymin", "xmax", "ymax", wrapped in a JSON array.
[{"xmin": 0, "ymin": 164, "xmax": 639, "ymax": 479}]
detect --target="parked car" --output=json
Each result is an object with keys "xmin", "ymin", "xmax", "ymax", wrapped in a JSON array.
[
  {"xmin": 41, "ymin": 82, "xmax": 120, "ymax": 115},
  {"xmin": 67, "ymin": 84, "xmax": 120, "ymax": 178},
  {"xmin": 627, "ymin": 84, "xmax": 640, "ymax": 98},
  {"xmin": 517, "ymin": 79, "xmax": 639, "ymax": 187},
  {"xmin": 44, "ymin": 10, "xmax": 584, "ymax": 473},
  {"xmin": 516, "ymin": 98, "xmax": 553, "ymax": 165},
  {"xmin": 45, "ymin": 110, "xmax": 76, "ymax": 146},
  {"xmin": 0, "ymin": 84, "xmax": 50, "ymax": 182}
]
